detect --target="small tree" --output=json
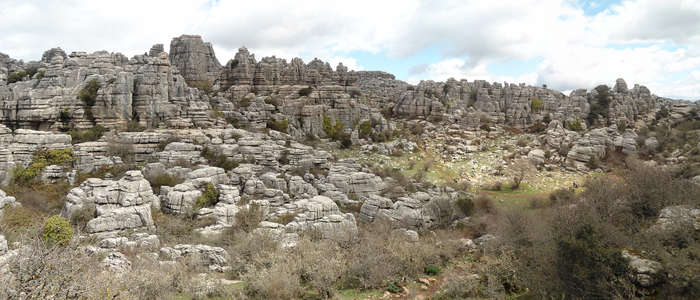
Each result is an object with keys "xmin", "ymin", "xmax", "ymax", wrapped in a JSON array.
[{"xmin": 509, "ymin": 159, "xmax": 533, "ymax": 189}]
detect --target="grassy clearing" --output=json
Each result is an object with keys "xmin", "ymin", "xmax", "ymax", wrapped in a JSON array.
[{"xmin": 332, "ymin": 289, "xmax": 383, "ymax": 300}]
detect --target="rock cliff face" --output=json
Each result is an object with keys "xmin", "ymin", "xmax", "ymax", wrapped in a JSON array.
[
  {"xmin": 169, "ymin": 35, "xmax": 221, "ymax": 85},
  {"xmin": 0, "ymin": 34, "xmax": 687, "ymax": 139},
  {"xmin": 0, "ymin": 47, "xmax": 210, "ymax": 131}
]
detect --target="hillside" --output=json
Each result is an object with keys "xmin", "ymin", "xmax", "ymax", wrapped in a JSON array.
[{"xmin": 0, "ymin": 35, "xmax": 698, "ymax": 299}]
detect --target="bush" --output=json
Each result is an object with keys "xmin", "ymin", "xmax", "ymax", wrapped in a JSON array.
[
  {"xmin": 239, "ymin": 96, "xmax": 251, "ymax": 108},
  {"xmin": 298, "ymin": 86, "xmax": 313, "ymax": 97},
  {"xmin": 425, "ymin": 265, "xmax": 441, "ymax": 276},
  {"xmin": 42, "ymin": 216, "xmax": 73, "ymax": 246},
  {"xmin": 201, "ymin": 146, "xmax": 239, "ymax": 171},
  {"xmin": 474, "ymin": 195, "xmax": 497, "ymax": 214},
  {"xmin": 455, "ymin": 194, "xmax": 475, "ymax": 216},
  {"xmin": 587, "ymin": 85, "xmax": 611, "ymax": 126},
  {"xmin": 187, "ymin": 80, "xmax": 212, "ymax": 94},
  {"xmin": 387, "ymin": 283, "xmax": 402, "ymax": 293},
  {"xmin": 195, "ymin": 183, "xmax": 219, "ymax": 210},
  {"xmin": 509, "ymin": 159, "xmax": 533, "ymax": 189},
  {"xmin": 527, "ymin": 122, "xmax": 547, "ymax": 133},
  {"xmin": 266, "ymin": 118, "xmax": 289, "ymax": 133},
  {"xmin": 70, "ymin": 204, "xmax": 95, "ymax": 232},
  {"xmin": 339, "ymin": 132, "xmax": 352, "ymax": 149},
  {"xmin": 554, "ymin": 222, "xmax": 632, "ymax": 298},
  {"xmin": 7, "ymin": 71, "xmax": 27, "ymax": 84},
  {"xmin": 322, "ymin": 114, "xmax": 343, "ymax": 140},
  {"xmin": 234, "ymin": 202, "xmax": 264, "ymax": 233},
  {"xmin": 78, "ymin": 79, "xmax": 100, "ymax": 122},
  {"xmin": 358, "ymin": 120, "xmax": 372, "ymax": 140},
  {"xmin": 11, "ymin": 148, "xmax": 75, "ymax": 185},
  {"xmin": 531, "ymin": 97, "xmax": 543, "ymax": 112},
  {"xmin": 567, "ymin": 119, "xmax": 584, "ymax": 131},
  {"xmin": 68, "ymin": 125, "xmax": 107, "ymax": 143},
  {"xmin": 549, "ymin": 188, "xmax": 575, "ymax": 205}
]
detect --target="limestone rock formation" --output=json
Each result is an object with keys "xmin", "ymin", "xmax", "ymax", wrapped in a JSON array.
[
  {"xmin": 169, "ymin": 35, "xmax": 221, "ymax": 85},
  {"xmin": 0, "ymin": 189, "xmax": 19, "ymax": 215},
  {"xmin": 61, "ymin": 170, "xmax": 156, "ymax": 236}
]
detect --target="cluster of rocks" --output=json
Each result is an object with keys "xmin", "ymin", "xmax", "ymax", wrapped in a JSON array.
[{"xmin": 61, "ymin": 170, "xmax": 157, "ymax": 237}]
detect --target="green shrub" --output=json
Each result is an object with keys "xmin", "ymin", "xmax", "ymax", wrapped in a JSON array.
[
  {"xmin": 59, "ymin": 108, "xmax": 72, "ymax": 123},
  {"xmin": 239, "ymin": 96, "xmax": 251, "ymax": 108},
  {"xmin": 7, "ymin": 71, "xmax": 27, "ymax": 84},
  {"xmin": 201, "ymin": 146, "xmax": 239, "ymax": 171},
  {"xmin": 68, "ymin": 125, "xmax": 107, "ymax": 143},
  {"xmin": 531, "ymin": 97, "xmax": 543, "ymax": 112},
  {"xmin": 298, "ymin": 86, "xmax": 313, "ymax": 97},
  {"xmin": 554, "ymin": 223, "xmax": 631, "ymax": 298},
  {"xmin": 266, "ymin": 118, "xmax": 289, "ymax": 133},
  {"xmin": 42, "ymin": 216, "xmax": 73, "ymax": 246},
  {"xmin": 543, "ymin": 113, "xmax": 552, "ymax": 124},
  {"xmin": 78, "ymin": 79, "xmax": 101, "ymax": 122},
  {"xmin": 655, "ymin": 106, "xmax": 669, "ymax": 120},
  {"xmin": 587, "ymin": 85, "xmax": 610, "ymax": 126},
  {"xmin": 7, "ymin": 66, "xmax": 38, "ymax": 84},
  {"xmin": 322, "ymin": 114, "xmax": 346, "ymax": 142},
  {"xmin": 567, "ymin": 119, "xmax": 584, "ymax": 131},
  {"xmin": 187, "ymin": 80, "xmax": 212, "ymax": 94},
  {"xmin": 195, "ymin": 183, "xmax": 219, "ymax": 210},
  {"xmin": 358, "ymin": 120, "xmax": 372, "ymax": 140},
  {"xmin": 339, "ymin": 133, "xmax": 352, "ymax": 149},
  {"xmin": 425, "ymin": 265, "xmax": 441, "ymax": 276},
  {"xmin": 11, "ymin": 149, "xmax": 75, "ymax": 185},
  {"xmin": 36, "ymin": 70, "xmax": 45, "ymax": 80},
  {"xmin": 386, "ymin": 283, "xmax": 402, "ymax": 294},
  {"xmin": 455, "ymin": 194, "xmax": 474, "ymax": 216}
]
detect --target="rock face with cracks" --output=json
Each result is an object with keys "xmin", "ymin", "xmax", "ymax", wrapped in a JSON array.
[{"xmin": 61, "ymin": 170, "xmax": 156, "ymax": 236}]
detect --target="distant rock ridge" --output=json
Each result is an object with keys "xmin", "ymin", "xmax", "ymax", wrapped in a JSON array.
[{"xmin": 0, "ymin": 34, "xmax": 695, "ymax": 135}]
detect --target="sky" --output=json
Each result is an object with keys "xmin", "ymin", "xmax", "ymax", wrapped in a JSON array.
[{"xmin": 1, "ymin": 0, "xmax": 699, "ymax": 100}]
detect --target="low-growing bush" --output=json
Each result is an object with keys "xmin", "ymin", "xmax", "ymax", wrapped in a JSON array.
[
  {"xmin": 425, "ymin": 265, "xmax": 441, "ymax": 276},
  {"xmin": 567, "ymin": 119, "xmax": 584, "ymax": 131},
  {"xmin": 266, "ymin": 118, "xmax": 289, "ymax": 133},
  {"xmin": 549, "ymin": 188, "xmax": 575, "ymax": 205},
  {"xmin": 201, "ymin": 146, "xmax": 239, "ymax": 171},
  {"xmin": 195, "ymin": 183, "xmax": 219, "ymax": 210},
  {"xmin": 358, "ymin": 120, "xmax": 372, "ymax": 140},
  {"xmin": 68, "ymin": 125, "xmax": 107, "ymax": 143},
  {"xmin": 298, "ymin": 86, "xmax": 313, "ymax": 97},
  {"xmin": 455, "ymin": 194, "xmax": 475, "ymax": 216},
  {"xmin": 474, "ymin": 194, "xmax": 497, "ymax": 214},
  {"xmin": 42, "ymin": 215, "xmax": 73, "ymax": 246},
  {"xmin": 11, "ymin": 149, "xmax": 75, "ymax": 185},
  {"xmin": 234, "ymin": 202, "xmax": 264, "ymax": 233},
  {"xmin": 69, "ymin": 204, "xmax": 95, "ymax": 232},
  {"xmin": 531, "ymin": 97, "xmax": 543, "ymax": 112}
]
